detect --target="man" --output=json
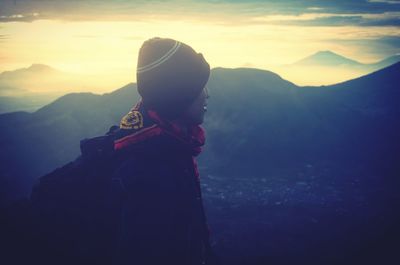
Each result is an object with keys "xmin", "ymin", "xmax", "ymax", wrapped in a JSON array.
[{"xmin": 112, "ymin": 37, "xmax": 215, "ymax": 265}]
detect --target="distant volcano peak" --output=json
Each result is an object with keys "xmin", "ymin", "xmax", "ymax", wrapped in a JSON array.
[
  {"xmin": 28, "ymin": 64, "xmax": 57, "ymax": 72},
  {"xmin": 315, "ymin": 50, "xmax": 338, "ymax": 55},
  {"xmin": 294, "ymin": 51, "xmax": 362, "ymax": 66}
]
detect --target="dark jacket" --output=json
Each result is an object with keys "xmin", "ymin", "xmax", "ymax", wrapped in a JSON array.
[
  {"xmin": 113, "ymin": 133, "xmax": 210, "ymax": 265},
  {"xmin": 26, "ymin": 101, "xmax": 215, "ymax": 265},
  {"xmin": 26, "ymin": 132, "xmax": 211, "ymax": 265}
]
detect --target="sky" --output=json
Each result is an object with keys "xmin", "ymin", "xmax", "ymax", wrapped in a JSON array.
[{"xmin": 1, "ymin": 0, "xmax": 400, "ymax": 91}]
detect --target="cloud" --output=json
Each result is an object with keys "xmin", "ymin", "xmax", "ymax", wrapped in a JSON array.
[
  {"xmin": 307, "ymin": 7, "xmax": 324, "ymax": 11},
  {"xmin": 297, "ymin": 15, "xmax": 365, "ymax": 26},
  {"xmin": 1, "ymin": 0, "xmax": 400, "ymax": 24},
  {"xmin": 329, "ymin": 36, "xmax": 400, "ymax": 58},
  {"xmin": 378, "ymin": 36, "xmax": 400, "ymax": 46},
  {"xmin": 206, "ymin": 0, "xmax": 400, "ymax": 14},
  {"xmin": 368, "ymin": 0, "xmax": 400, "ymax": 3},
  {"xmin": 0, "ymin": 12, "xmax": 40, "ymax": 23},
  {"xmin": 248, "ymin": 11, "xmax": 400, "ymax": 27},
  {"xmin": 0, "ymin": 34, "xmax": 10, "ymax": 41}
]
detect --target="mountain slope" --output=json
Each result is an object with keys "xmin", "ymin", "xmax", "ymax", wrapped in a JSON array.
[
  {"xmin": 372, "ymin": 54, "xmax": 400, "ymax": 69},
  {"xmin": 0, "ymin": 83, "xmax": 139, "ymax": 204},
  {"xmin": 1, "ymin": 65, "xmax": 399, "ymax": 264},
  {"xmin": 1, "ymin": 64, "xmax": 399, "ymax": 203},
  {"xmin": 0, "ymin": 64, "xmax": 121, "ymax": 113}
]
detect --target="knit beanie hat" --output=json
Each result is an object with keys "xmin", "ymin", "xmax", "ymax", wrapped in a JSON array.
[{"xmin": 136, "ymin": 37, "xmax": 210, "ymax": 119}]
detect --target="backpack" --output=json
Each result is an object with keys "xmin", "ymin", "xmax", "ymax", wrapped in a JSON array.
[{"xmin": 30, "ymin": 126, "xmax": 125, "ymax": 265}]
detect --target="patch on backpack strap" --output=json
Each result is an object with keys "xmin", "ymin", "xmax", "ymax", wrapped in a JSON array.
[{"xmin": 120, "ymin": 110, "xmax": 144, "ymax": 130}]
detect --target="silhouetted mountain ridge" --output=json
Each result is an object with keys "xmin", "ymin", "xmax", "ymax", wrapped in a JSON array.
[
  {"xmin": 1, "ymin": 65, "xmax": 400, "ymax": 265},
  {"xmin": 331, "ymin": 61, "xmax": 400, "ymax": 88},
  {"xmin": 212, "ymin": 67, "xmax": 297, "ymax": 90},
  {"xmin": 0, "ymin": 65, "xmax": 398, "ymax": 203}
]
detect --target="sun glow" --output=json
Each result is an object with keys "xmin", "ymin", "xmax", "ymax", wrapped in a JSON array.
[{"xmin": 1, "ymin": 6, "xmax": 399, "ymax": 91}]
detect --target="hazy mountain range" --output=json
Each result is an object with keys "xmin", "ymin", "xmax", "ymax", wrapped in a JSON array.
[
  {"xmin": 0, "ymin": 62, "xmax": 399, "ymax": 201},
  {"xmin": 1, "ymin": 51, "xmax": 399, "ymax": 114},
  {"xmin": 292, "ymin": 50, "xmax": 400, "ymax": 69},
  {"xmin": 274, "ymin": 50, "xmax": 400, "ymax": 86},
  {"xmin": 0, "ymin": 64, "xmax": 115, "ymax": 114},
  {"xmin": 1, "ymin": 62, "xmax": 399, "ymax": 264}
]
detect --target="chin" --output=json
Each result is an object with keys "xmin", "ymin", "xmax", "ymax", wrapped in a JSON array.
[
  {"xmin": 191, "ymin": 117, "xmax": 204, "ymax": 126},
  {"xmin": 197, "ymin": 117, "xmax": 205, "ymax": 125},
  {"xmin": 183, "ymin": 112, "xmax": 205, "ymax": 126}
]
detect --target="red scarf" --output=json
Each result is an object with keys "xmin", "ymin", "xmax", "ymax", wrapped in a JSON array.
[{"xmin": 114, "ymin": 101, "xmax": 206, "ymax": 157}]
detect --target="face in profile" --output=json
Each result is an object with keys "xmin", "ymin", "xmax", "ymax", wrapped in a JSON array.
[{"xmin": 181, "ymin": 86, "xmax": 209, "ymax": 125}]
